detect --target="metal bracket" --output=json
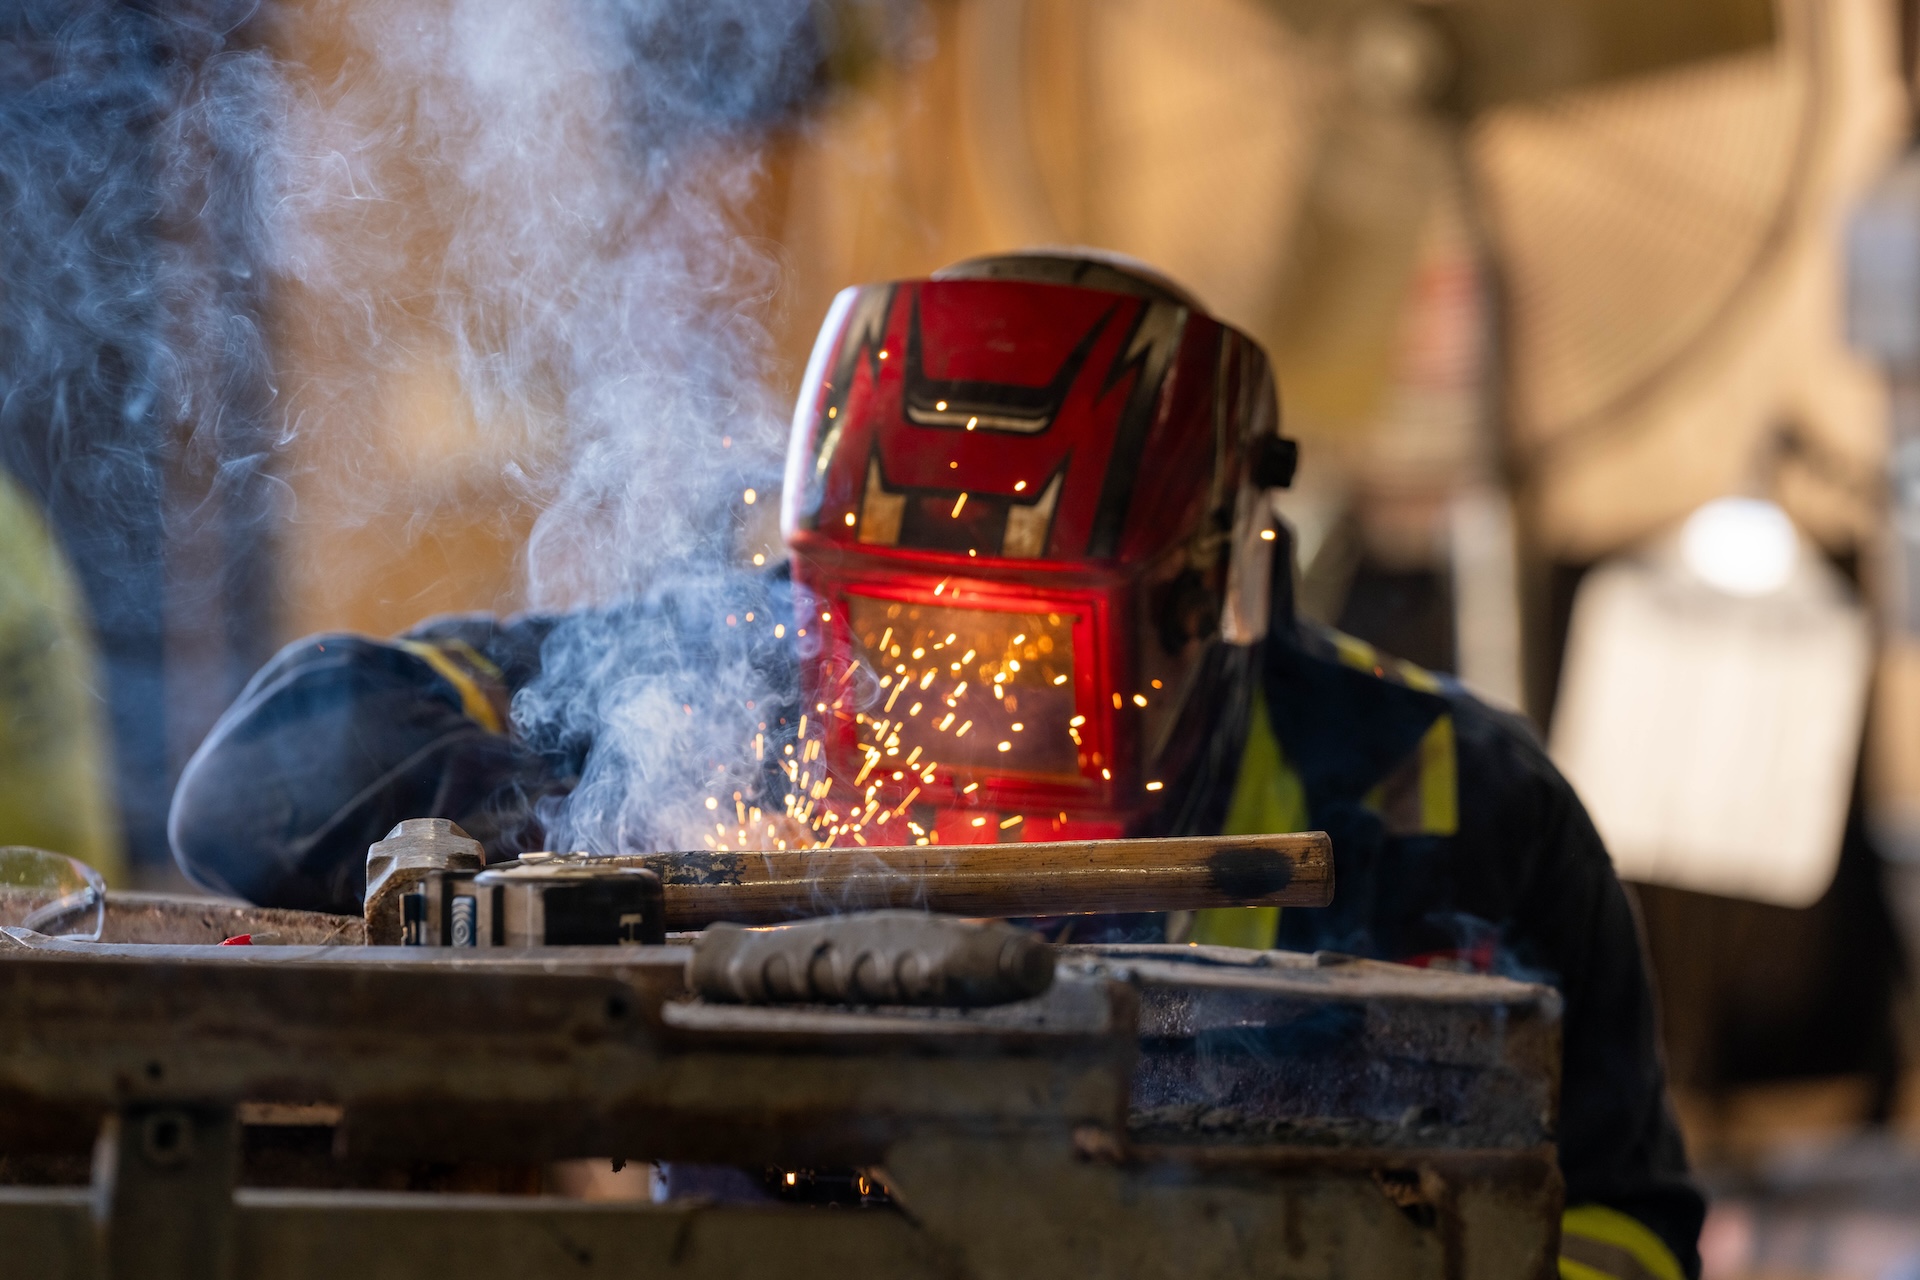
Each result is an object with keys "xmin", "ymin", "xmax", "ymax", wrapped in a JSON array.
[{"xmin": 96, "ymin": 1104, "xmax": 238, "ymax": 1280}]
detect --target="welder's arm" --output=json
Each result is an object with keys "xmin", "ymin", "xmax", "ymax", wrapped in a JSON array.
[
  {"xmin": 1508, "ymin": 760, "xmax": 1702, "ymax": 1280},
  {"xmin": 167, "ymin": 617, "xmax": 568, "ymax": 915}
]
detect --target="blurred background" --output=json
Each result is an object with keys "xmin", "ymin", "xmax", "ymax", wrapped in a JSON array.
[{"xmin": 10, "ymin": 0, "xmax": 1920, "ymax": 1272}]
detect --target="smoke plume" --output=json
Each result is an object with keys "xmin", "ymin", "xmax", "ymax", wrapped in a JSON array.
[{"xmin": 4, "ymin": 0, "xmax": 900, "ymax": 861}]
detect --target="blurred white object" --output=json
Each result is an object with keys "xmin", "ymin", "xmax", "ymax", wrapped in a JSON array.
[
  {"xmin": 1450, "ymin": 485, "xmax": 1525, "ymax": 712},
  {"xmin": 1551, "ymin": 501, "xmax": 1871, "ymax": 907},
  {"xmin": 1680, "ymin": 497, "xmax": 1799, "ymax": 596}
]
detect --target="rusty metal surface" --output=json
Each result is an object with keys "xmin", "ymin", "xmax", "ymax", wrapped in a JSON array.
[
  {"xmin": 99, "ymin": 892, "xmax": 363, "ymax": 946},
  {"xmin": 0, "ymin": 928, "xmax": 1561, "ymax": 1277},
  {"xmin": 1075, "ymin": 946, "xmax": 1561, "ymax": 1150},
  {"xmin": 0, "ymin": 1150, "xmax": 1559, "ymax": 1280},
  {"xmin": 0, "ymin": 939, "xmax": 1131, "ymax": 1167}
]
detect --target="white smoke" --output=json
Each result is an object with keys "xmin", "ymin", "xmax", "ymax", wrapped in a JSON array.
[
  {"xmin": 274, "ymin": 0, "xmax": 837, "ymax": 853},
  {"xmin": 0, "ymin": 0, "xmax": 291, "ymax": 860},
  {"xmin": 4, "ymin": 0, "xmax": 907, "ymax": 860}
]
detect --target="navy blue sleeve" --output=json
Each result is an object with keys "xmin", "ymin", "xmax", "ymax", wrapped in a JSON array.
[{"xmin": 167, "ymin": 632, "xmax": 562, "ymax": 913}]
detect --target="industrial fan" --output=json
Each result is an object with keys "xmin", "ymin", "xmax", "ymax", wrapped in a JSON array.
[
  {"xmin": 948, "ymin": 0, "xmax": 1834, "ymax": 710},
  {"xmin": 941, "ymin": 0, "xmax": 1881, "ymax": 907}
]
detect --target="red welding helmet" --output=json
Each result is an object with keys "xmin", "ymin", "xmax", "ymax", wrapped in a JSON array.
[{"xmin": 782, "ymin": 251, "xmax": 1295, "ymax": 845}]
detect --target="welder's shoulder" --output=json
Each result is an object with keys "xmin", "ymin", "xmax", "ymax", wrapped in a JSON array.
[
  {"xmin": 401, "ymin": 610, "xmax": 560, "ymax": 690},
  {"xmin": 169, "ymin": 630, "xmax": 550, "ymax": 909},
  {"xmin": 177, "ymin": 631, "xmax": 497, "ymax": 811},
  {"xmin": 1439, "ymin": 686, "xmax": 1587, "ymax": 825},
  {"xmin": 224, "ymin": 632, "xmax": 450, "ymax": 714},
  {"xmin": 1304, "ymin": 620, "xmax": 1604, "ymax": 884}
]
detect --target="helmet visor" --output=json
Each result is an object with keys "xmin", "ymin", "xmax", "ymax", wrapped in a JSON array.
[{"xmin": 843, "ymin": 592, "xmax": 1081, "ymax": 781}]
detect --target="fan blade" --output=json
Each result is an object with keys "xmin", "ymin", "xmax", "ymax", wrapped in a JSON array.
[
  {"xmin": 1443, "ymin": 0, "xmax": 1775, "ymax": 109},
  {"xmin": 1265, "ymin": 94, "xmax": 1455, "ymax": 434},
  {"xmin": 1259, "ymin": 0, "xmax": 1775, "ymax": 108}
]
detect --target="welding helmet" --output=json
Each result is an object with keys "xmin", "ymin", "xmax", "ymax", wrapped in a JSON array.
[{"xmin": 782, "ymin": 251, "xmax": 1296, "ymax": 844}]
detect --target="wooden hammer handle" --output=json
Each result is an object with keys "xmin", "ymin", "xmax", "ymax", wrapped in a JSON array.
[{"xmin": 611, "ymin": 832, "xmax": 1332, "ymax": 931}]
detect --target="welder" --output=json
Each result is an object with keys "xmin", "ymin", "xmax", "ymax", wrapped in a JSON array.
[{"xmin": 170, "ymin": 251, "xmax": 1703, "ymax": 1279}]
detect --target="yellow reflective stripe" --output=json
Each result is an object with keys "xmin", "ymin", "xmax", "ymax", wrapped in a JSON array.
[
  {"xmin": 1397, "ymin": 659, "xmax": 1442, "ymax": 693},
  {"xmin": 1358, "ymin": 713, "xmax": 1458, "ymax": 838},
  {"xmin": 1326, "ymin": 626, "xmax": 1446, "ymax": 695},
  {"xmin": 1559, "ymin": 1260, "xmax": 1615, "ymax": 1280},
  {"xmin": 1420, "ymin": 714, "xmax": 1458, "ymax": 836},
  {"xmin": 1561, "ymin": 1206, "xmax": 1685, "ymax": 1280},
  {"xmin": 1332, "ymin": 631, "xmax": 1378, "ymax": 673},
  {"xmin": 439, "ymin": 638, "xmax": 505, "ymax": 687},
  {"xmin": 1191, "ymin": 690, "xmax": 1303, "ymax": 951},
  {"xmin": 1188, "ymin": 905, "xmax": 1280, "ymax": 949},
  {"xmin": 394, "ymin": 640, "xmax": 504, "ymax": 734},
  {"xmin": 1222, "ymin": 690, "xmax": 1307, "ymax": 837}
]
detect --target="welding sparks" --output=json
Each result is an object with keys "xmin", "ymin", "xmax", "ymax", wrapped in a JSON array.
[{"xmin": 701, "ymin": 600, "xmax": 1096, "ymax": 855}]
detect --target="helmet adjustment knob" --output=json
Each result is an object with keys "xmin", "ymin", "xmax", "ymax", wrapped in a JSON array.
[{"xmin": 1250, "ymin": 435, "xmax": 1299, "ymax": 490}]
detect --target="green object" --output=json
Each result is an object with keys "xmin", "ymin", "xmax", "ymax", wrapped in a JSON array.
[
  {"xmin": 0, "ymin": 476, "xmax": 122, "ymax": 884},
  {"xmin": 1188, "ymin": 691, "xmax": 1306, "ymax": 951}
]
